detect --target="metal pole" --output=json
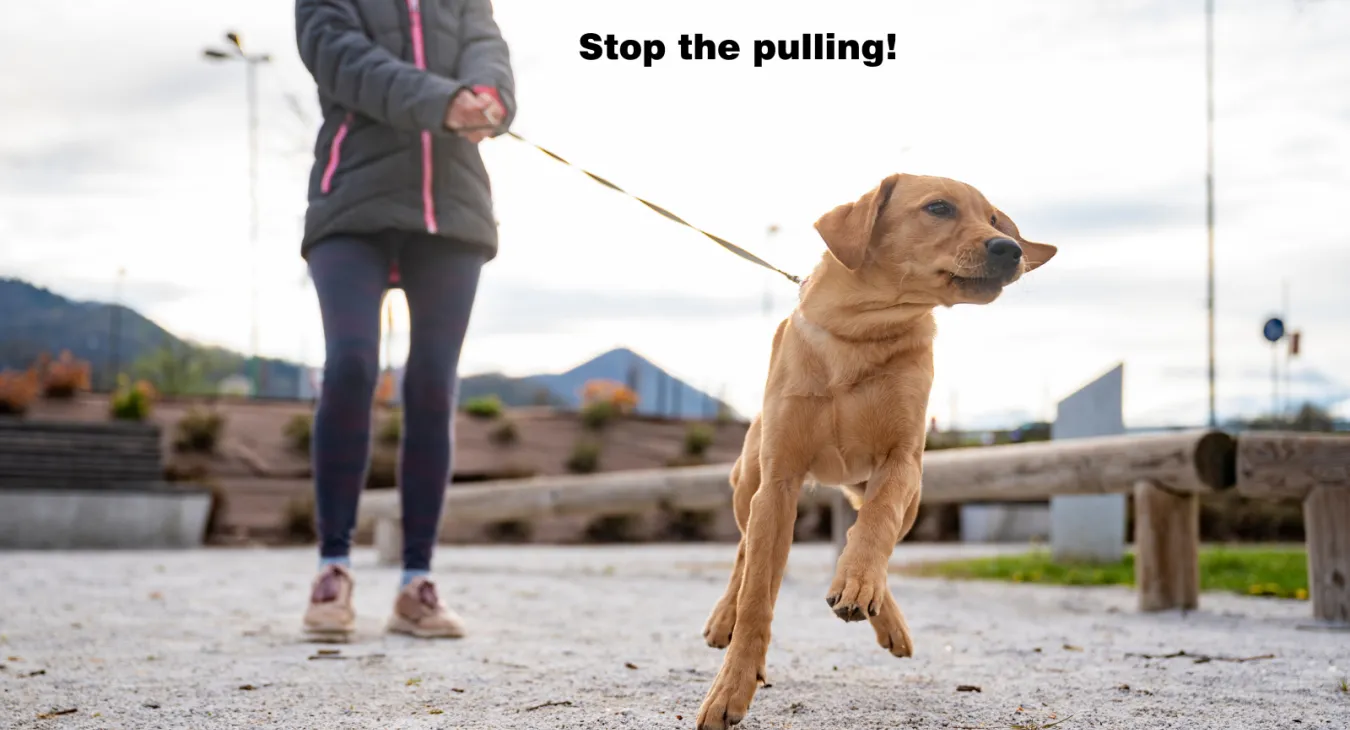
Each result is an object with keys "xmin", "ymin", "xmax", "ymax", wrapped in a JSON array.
[
  {"xmin": 247, "ymin": 56, "xmax": 261, "ymax": 397},
  {"xmin": 1281, "ymin": 279, "xmax": 1290, "ymax": 418},
  {"xmin": 108, "ymin": 267, "xmax": 125, "ymax": 390},
  {"xmin": 1270, "ymin": 342, "xmax": 1278, "ymax": 420},
  {"xmin": 1204, "ymin": 0, "xmax": 1217, "ymax": 427},
  {"xmin": 762, "ymin": 225, "xmax": 779, "ymax": 320}
]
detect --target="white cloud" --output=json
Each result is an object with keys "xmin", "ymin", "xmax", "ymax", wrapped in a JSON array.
[{"xmin": 2, "ymin": 0, "xmax": 1348, "ymax": 427}]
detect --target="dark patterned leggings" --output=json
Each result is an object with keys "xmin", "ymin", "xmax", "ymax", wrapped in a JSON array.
[{"xmin": 307, "ymin": 232, "xmax": 483, "ymax": 572}]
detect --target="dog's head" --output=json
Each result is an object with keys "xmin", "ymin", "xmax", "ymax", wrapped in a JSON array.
[{"xmin": 813, "ymin": 173, "xmax": 1056, "ymax": 306}]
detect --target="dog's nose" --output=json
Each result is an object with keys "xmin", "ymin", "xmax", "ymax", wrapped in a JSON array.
[{"xmin": 985, "ymin": 237, "xmax": 1022, "ymax": 267}]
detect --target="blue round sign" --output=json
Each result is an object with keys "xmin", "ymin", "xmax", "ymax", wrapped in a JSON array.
[{"xmin": 1262, "ymin": 317, "xmax": 1285, "ymax": 343}]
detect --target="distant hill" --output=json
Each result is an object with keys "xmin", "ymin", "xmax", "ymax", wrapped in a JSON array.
[
  {"xmin": 458, "ymin": 371, "xmax": 566, "ymax": 408},
  {"xmin": 2, "ymin": 278, "xmax": 734, "ymax": 416},
  {"xmin": 0, "ymin": 277, "xmax": 304, "ymax": 398},
  {"xmin": 388, "ymin": 349, "xmax": 734, "ymax": 419},
  {"xmin": 524, "ymin": 347, "xmax": 736, "ymax": 420}
]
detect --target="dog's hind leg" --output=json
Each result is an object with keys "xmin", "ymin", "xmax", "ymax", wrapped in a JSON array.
[{"xmin": 703, "ymin": 418, "xmax": 762, "ymax": 649}]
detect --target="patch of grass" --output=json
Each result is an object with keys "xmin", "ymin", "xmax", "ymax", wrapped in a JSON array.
[
  {"xmin": 580, "ymin": 400, "xmax": 616, "ymax": 431},
  {"xmin": 683, "ymin": 423, "xmax": 715, "ymax": 458},
  {"xmin": 110, "ymin": 376, "xmax": 155, "ymax": 422},
  {"xmin": 900, "ymin": 546, "xmax": 1308, "ymax": 600},
  {"xmin": 462, "ymin": 394, "xmax": 504, "ymax": 420},
  {"xmin": 566, "ymin": 437, "xmax": 602, "ymax": 474},
  {"xmin": 489, "ymin": 419, "xmax": 519, "ymax": 446},
  {"xmin": 173, "ymin": 407, "xmax": 225, "ymax": 454},
  {"xmin": 283, "ymin": 412, "xmax": 313, "ymax": 455}
]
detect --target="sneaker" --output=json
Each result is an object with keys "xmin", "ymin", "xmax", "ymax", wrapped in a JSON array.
[
  {"xmin": 302, "ymin": 564, "xmax": 356, "ymax": 639},
  {"xmin": 387, "ymin": 577, "xmax": 465, "ymax": 639}
]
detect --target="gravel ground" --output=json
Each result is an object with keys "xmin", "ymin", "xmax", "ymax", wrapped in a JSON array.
[{"xmin": 1, "ymin": 544, "xmax": 1347, "ymax": 729}]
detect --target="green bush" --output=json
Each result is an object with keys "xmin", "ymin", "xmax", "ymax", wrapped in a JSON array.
[
  {"xmin": 581, "ymin": 400, "xmax": 616, "ymax": 431},
  {"xmin": 173, "ymin": 407, "xmax": 224, "ymax": 454},
  {"xmin": 566, "ymin": 437, "xmax": 602, "ymax": 474},
  {"xmin": 684, "ymin": 423, "xmax": 715, "ymax": 457},
  {"xmin": 284, "ymin": 412, "xmax": 313, "ymax": 455},
  {"xmin": 462, "ymin": 394, "xmax": 504, "ymax": 420},
  {"xmin": 489, "ymin": 419, "xmax": 519, "ymax": 446},
  {"xmin": 109, "ymin": 376, "xmax": 153, "ymax": 422}
]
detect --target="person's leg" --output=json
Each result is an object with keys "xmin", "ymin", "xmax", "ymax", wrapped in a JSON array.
[
  {"xmin": 395, "ymin": 240, "xmax": 484, "ymax": 580},
  {"xmin": 308, "ymin": 236, "xmax": 389, "ymax": 567}
]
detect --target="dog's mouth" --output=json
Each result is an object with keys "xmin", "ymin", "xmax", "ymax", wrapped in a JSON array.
[{"xmin": 944, "ymin": 271, "xmax": 1009, "ymax": 295}]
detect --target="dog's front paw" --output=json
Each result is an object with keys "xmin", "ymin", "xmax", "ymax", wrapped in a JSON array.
[
  {"xmin": 696, "ymin": 658, "xmax": 763, "ymax": 730},
  {"xmin": 825, "ymin": 565, "xmax": 888, "ymax": 622},
  {"xmin": 869, "ymin": 591, "xmax": 914, "ymax": 658},
  {"xmin": 702, "ymin": 597, "xmax": 737, "ymax": 649}
]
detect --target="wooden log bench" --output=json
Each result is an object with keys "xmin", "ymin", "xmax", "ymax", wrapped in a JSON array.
[
  {"xmin": 357, "ymin": 464, "xmax": 837, "ymax": 565},
  {"xmin": 357, "ymin": 427, "xmax": 1349, "ymax": 626},
  {"xmin": 1235, "ymin": 431, "xmax": 1350, "ymax": 625},
  {"xmin": 0, "ymin": 418, "xmax": 212, "ymax": 549}
]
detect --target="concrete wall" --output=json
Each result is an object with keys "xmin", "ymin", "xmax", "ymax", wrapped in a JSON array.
[
  {"xmin": 1050, "ymin": 363, "xmax": 1127, "ymax": 562},
  {"xmin": 0, "ymin": 489, "xmax": 211, "ymax": 550},
  {"xmin": 959, "ymin": 502, "xmax": 1051, "ymax": 543}
]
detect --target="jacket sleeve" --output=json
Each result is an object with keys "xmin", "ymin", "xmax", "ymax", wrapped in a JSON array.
[
  {"xmin": 295, "ymin": 0, "xmax": 466, "ymax": 135},
  {"xmin": 455, "ymin": 0, "xmax": 517, "ymax": 133}
]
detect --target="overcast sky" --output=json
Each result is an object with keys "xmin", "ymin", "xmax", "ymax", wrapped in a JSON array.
[{"xmin": 3, "ymin": 0, "xmax": 1348, "ymax": 426}]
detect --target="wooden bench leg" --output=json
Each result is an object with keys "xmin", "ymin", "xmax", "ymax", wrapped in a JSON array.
[
  {"xmin": 374, "ymin": 518, "xmax": 402, "ymax": 567},
  {"xmin": 1134, "ymin": 479, "xmax": 1199, "ymax": 612},
  {"xmin": 1304, "ymin": 487, "xmax": 1350, "ymax": 625}
]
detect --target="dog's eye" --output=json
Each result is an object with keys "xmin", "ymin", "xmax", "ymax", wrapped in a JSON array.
[
  {"xmin": 990, "ymin": 214, "xmax": 998, "ymax": 225},
  {"xmin": 924, "ymin": 201, "xmax": 954, "ymax": 218}
]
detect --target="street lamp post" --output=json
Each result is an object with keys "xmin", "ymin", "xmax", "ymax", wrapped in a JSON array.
[
  {"xmin": 1204, "ymin": 0, "xmax": 1217, "ymax": 427},
  {"xmin": 762, "ymin": 224, "xmax": 780, "ymax": 321},
  {"xmin": 108, "ymin": 266, "xmax": 126, "ymax": 390},
  {"xmin": 204, "ymin": 32, "xmax": 271, "ymax": 397}
]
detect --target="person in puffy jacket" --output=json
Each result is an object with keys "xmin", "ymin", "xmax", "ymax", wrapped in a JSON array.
[{"xmin": 294, "ymin": 0, "xmax": 515, "ymax": 641}]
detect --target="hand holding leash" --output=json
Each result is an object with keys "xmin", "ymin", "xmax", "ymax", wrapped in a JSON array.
[{"xmin": 445, "ymin": 89, "xmax": 504, "ymax": 143}]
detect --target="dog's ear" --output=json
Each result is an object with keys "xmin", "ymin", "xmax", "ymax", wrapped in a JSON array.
[
  {"xmin": 993, "ymin": 209, "xmax": 1057, "ymax": 272},
  {"xmin": 1021, "ymin": 240, "xmax": 1057, "ymax": 272},
  {"xmin": 814, "ymin": 173, "xmax": 901, "ymax": 270}
]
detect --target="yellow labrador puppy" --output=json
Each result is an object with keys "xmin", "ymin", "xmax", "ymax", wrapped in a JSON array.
[{"xmin": 696, "ymin": 173, "xmax": 1056, "ymax": 729}]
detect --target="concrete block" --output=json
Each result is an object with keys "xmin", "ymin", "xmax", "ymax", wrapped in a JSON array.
[
  {"xmin": 1050, "ymin": 363, "xmax": 1126, "ymax": 563},
  {"xmin": 0, "ymin": 488, "xmax": 211, "ymax": 550}
]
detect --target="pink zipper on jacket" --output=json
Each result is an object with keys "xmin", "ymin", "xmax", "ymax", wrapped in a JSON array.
[
  {"xmin": 407, "ymin": 0, "xmax": 438, "ymax": 234},
  {"xmin": 319, "ymin": 112, "xmax": 353, "ymax": 195}
]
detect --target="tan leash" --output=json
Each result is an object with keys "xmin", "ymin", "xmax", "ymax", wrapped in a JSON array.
[{"xmin": 456, "ymin": 116, "xmax": 803, "ymax": 285}]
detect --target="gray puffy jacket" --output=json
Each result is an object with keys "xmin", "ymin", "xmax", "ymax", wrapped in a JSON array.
[{"xmin": 295, "ymin": 0, "xmax": 516, "ymax": 260}]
